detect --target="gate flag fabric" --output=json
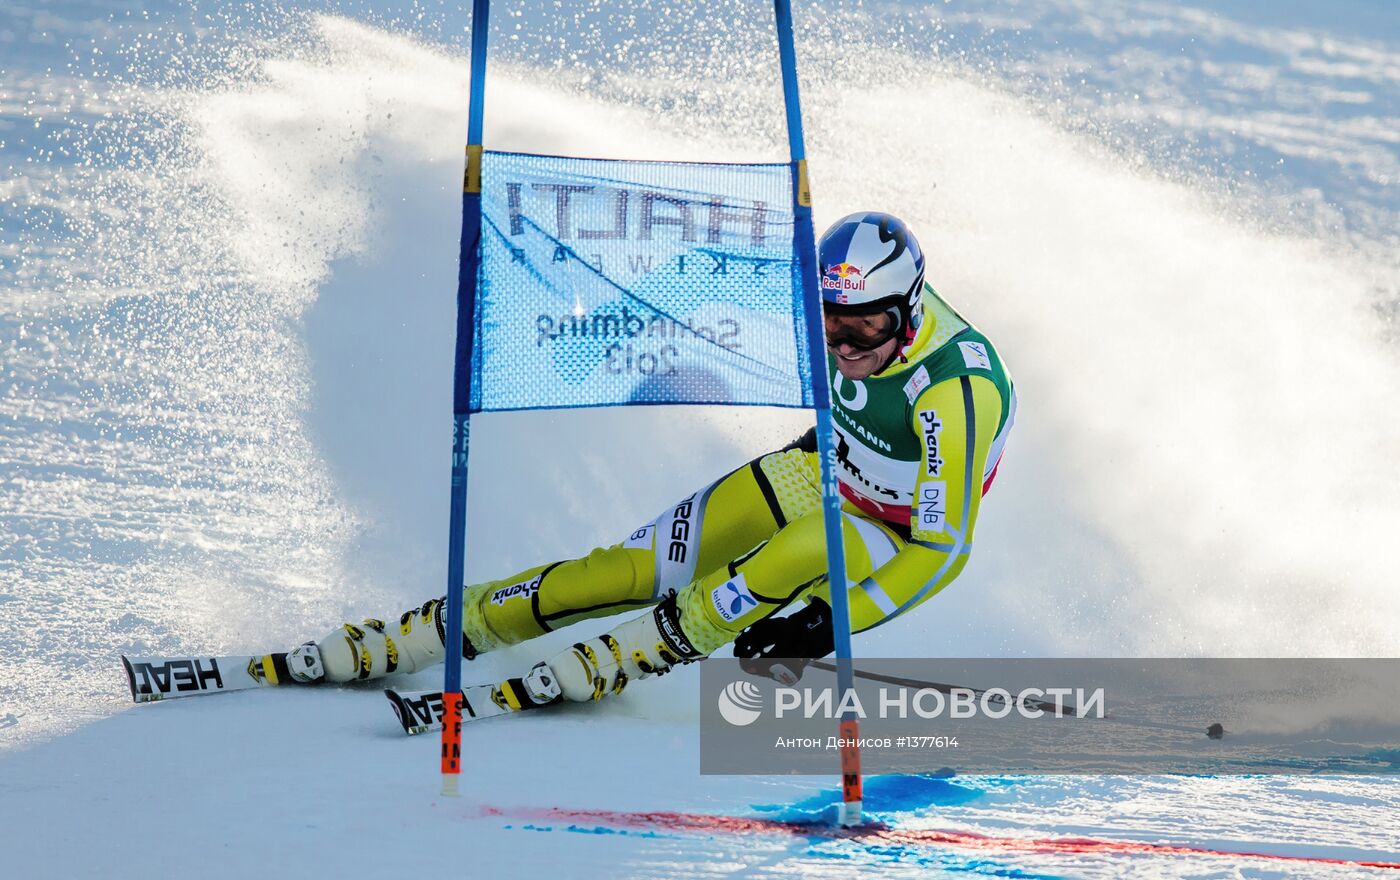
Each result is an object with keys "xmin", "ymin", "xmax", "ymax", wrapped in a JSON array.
[{"xmin": 470, "ymin": 151, "xmax": 815, "ymax": 413}]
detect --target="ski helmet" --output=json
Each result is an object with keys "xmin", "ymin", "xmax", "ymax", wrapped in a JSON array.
[{"xmin": 818, "ymin": 212, "xmax": 926, "ymax": 359}]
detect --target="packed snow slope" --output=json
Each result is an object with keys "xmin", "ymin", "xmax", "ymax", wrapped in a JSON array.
[{"xmin": 2, "ymin": 0, "xmax": 1399, "ymax": 877}]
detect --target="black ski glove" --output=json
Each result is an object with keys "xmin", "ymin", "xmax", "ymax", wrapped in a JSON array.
[{"xmin": 732, "ymin": 596, "xmax": 834, "ymax": 685}]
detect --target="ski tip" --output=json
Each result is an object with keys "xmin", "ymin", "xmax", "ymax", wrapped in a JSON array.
[
  {"xmin": 384, "ymin": 688, "xmax": 441, "ymax": 736},
  {"xmin": 383, "ymin": 689, "xmax": 413, "ymax": 735},
  {"xmin": 119, "ymin": 655, "xmax": 140, "ymax": 703},
  {"xmin": 121, "ymin": 654, "xmax": 164, "ymax": 704}
]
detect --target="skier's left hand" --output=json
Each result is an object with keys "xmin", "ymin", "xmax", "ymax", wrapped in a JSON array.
[{"xmin": 733, "ymin": 597, "xmax": 834, "ymax": 685}]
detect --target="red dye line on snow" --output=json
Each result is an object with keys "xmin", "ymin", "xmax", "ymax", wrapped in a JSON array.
[{"xmin": 482, "ymin": 806, "xmax": 1400, "ymax": 871}]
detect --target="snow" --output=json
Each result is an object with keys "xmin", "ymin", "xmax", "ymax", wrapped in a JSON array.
[
  {"xmin": 2, "ymin": 0, "xmax": 1398, "ymax": 876},
  {"xmin": 5, "ymin": 674, "xmax": 1398, "ymax": 878}
]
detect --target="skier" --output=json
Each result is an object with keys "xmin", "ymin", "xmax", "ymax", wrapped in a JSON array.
[{"xmin": 286, "ymin": 211, "xmax": 1016, "ymax": 712}]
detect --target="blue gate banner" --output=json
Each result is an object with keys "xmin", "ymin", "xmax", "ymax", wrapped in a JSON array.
[{"xmin": 470, "ymin": 151, "xmax": 815, "ymax": 412}]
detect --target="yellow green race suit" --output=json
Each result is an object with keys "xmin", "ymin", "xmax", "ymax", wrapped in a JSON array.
[
  {"xmin": 466, "ymin": 282, "xmax": 1012, "ymax": 651},
  {"xmin": 316, "ymin": 283, "xmax": 1014, "ymax": 683}
]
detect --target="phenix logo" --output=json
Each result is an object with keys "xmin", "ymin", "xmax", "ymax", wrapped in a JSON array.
[{"xmin": 821, "ymin": 262, "xmax": 866, "ymax": 294}]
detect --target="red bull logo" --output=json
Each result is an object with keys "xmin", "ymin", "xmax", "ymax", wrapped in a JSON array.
[{"xmin": 822, "ymin": 262, "xmax": 866, "ymax": 292}]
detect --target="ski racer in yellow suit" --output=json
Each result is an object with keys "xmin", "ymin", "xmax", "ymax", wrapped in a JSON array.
[{"xmin": 287, "ymin": 212, "xmax": 1016, "ymax": 712}]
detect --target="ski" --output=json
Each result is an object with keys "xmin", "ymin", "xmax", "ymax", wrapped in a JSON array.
[
  {"xmin": 386, "ymin": 666, "xmax": 563, "ymax": 735},
  {"xmin": 123, "ymin": 650, "xmax": 563, "ymax": 738},
  {"xmin": 384, "ymin": 689, "xmax": 441, "ymax": 734},
  {"xmin": 121, "ymin": 653, "xmax": 298, "ymax": 703},
  {"xmin": 385, "ymin": 687, "xmax": 492, "ymax": 735}
]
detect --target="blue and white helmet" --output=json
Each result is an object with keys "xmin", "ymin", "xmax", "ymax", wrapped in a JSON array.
[{"xmin": 818, "ymin": 212, "xmax": 926, "ymax": 352}]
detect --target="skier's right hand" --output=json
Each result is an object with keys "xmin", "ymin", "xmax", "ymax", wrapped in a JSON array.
[{"xmin": 732, "ymin": 597, "xmax": 834, "ymax": 685}]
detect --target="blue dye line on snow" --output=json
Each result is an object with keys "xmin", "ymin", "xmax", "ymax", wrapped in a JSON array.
[
  {"xmin": 753, "ymin": 772, "xmax": 984, "ymax": 823},
  {"xmin": 510, "ymin": 815, "xmax": 1064, "ymax": 879}
]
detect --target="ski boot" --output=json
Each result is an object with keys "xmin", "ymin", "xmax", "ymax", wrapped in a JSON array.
[
  {"xmin": 286, "ymin": 641, "xmax": 325, "ymax": 683},
  {"xmin": 311, "ymin": 598, "xmax": 480, "ymax": 683},
  {"xmin": 548, "ymin": 592, "xmax": 704, "ymax": 702}
]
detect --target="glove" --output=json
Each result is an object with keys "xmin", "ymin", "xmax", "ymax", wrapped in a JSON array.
[{"xmin": 732, "ymin": 596, "xmax": 834, "ymax": 685}]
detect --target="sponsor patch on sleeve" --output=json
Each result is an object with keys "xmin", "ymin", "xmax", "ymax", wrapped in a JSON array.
[
  {"xmin": 902, "ymin": 365, "xmax": 932, "ymax": 404},
  {"xmin": 918, "ymin": 482, "xmax": 948, "ymax": 531},
  {"xmin": 958, "ymin": 340, "xmax": 991, "ymax": 370},
  {"xmin": 710, "ymin": 573, "xmax": 759, "ymax": 624},
  {"xmin": 918, "ymin": 409, "xmax": 944, "ymax": 476}
]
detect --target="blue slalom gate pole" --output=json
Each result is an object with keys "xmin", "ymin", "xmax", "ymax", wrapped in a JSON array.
[
  {"xmin": 442, "ymin": 0, "xmax": 491, "ymax": 796},
  {"xmin": 773, "ymin": 0, "xmax": 862, "ymax": 826}
]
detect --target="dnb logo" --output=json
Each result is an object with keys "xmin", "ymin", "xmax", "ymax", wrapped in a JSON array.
[
  {"xmin": 821, "ymin": 262, "xmax": 865, "ymax": 301},
  {"xmin": 717, "ymin": 680, "xmax": 764, "ymax": 726}
]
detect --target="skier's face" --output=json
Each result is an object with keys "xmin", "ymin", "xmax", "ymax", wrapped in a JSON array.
[
  {"xmin": 826, "ymin": 312, "xmax": 900, "ymax": 380},
  {"xmin": 829, "ymin": 336, "xmax": 899, "ymax": 380}
]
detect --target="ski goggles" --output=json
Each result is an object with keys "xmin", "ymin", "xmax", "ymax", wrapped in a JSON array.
[{"xmin": 823, "ymin": 308, "xmax": 902, "ymax": 351}]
